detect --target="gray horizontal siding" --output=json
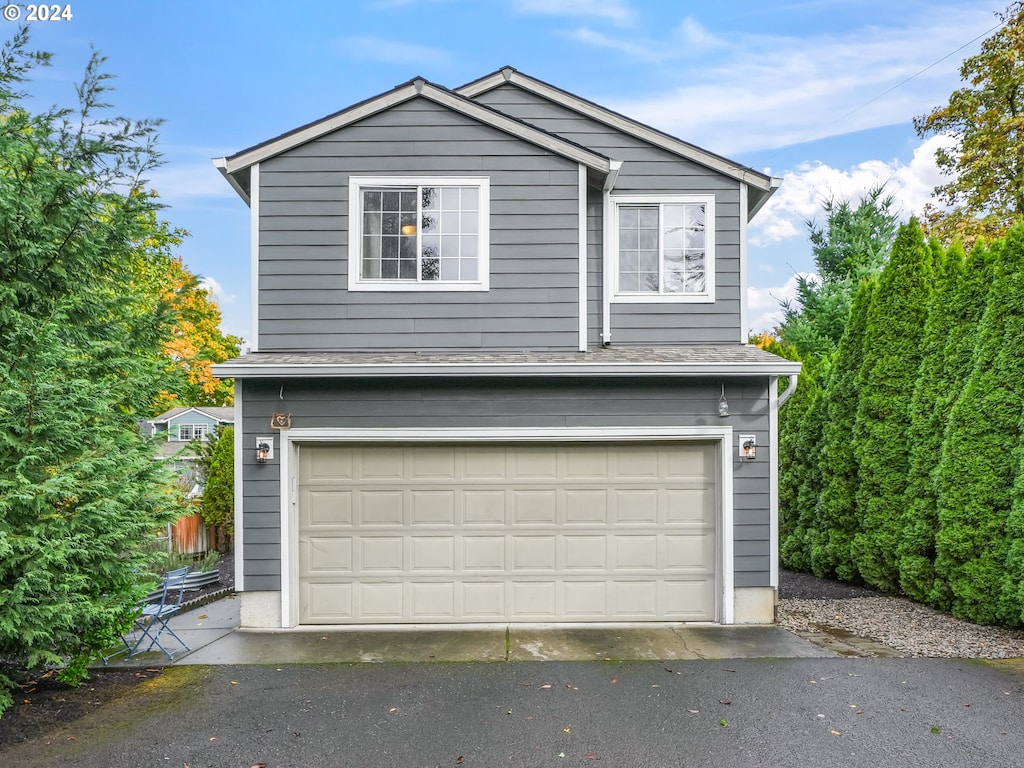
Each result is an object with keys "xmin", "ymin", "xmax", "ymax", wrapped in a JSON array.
[
  {"xmin": 257, "ymin": 98, "xmax": 582, "ymax": 353},
  {"xmin": 239, "ymin": 377, "xmax": 773, "ymax": 591},
  {"xmin": 475, "ymin": 84, "xmax": 743, "ymax": 345}
]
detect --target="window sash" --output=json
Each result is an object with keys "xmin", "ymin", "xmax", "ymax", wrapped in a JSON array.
[
  {"xmin": 617, "ymin": 202, "xmax": 707, "ymax": 296},
  {"xmin": 358, "ymin": 183, "xmax": 483, "ymax": 285}
]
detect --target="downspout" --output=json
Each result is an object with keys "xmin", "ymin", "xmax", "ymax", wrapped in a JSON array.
[
  {"xmin": 777, "ymin": 372, "xmax": 800, "ymax": 407},
  {"xmin": 601, "ymin": 160, "xmax": 623, "ymax": 346}
]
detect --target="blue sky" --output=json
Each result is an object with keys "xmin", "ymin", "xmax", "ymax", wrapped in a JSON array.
[{"xmin": 7, "ymin": 0, "xmax": 1007, "ymax": 338}]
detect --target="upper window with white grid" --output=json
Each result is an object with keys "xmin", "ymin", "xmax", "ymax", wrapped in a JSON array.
[{"xmin": 348, "ymin": 177, "xmax": 490, "ymax": 292}]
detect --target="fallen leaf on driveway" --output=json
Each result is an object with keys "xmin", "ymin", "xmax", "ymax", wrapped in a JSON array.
[
  {"xmin": 563, "ymin": 727, "xmax": 571, "ymax": 734},
  {"xmin": 540, "ymin": 683, "xmax": 552, "ymax": 689},
  {"xmin": 831, "ymin": 730, "xmax": 841, "ymax": 736},
  {"xmin": 687, "ymin": 709, "xmax": 699, "ymax": 714},
  {"xmin": 389, "ymin": 707, "xmax": 398, "ymax": 714},
  {"xmin": 584, "ymin": 752, "xmax": 598, "ymax": 760},
  {"xmin": 456, "ymin": 756, "xmax": 465, "ymax": 764},
  {"xmin": 719, "ymin": 700, "xmax": 731, "ymax": 705}
]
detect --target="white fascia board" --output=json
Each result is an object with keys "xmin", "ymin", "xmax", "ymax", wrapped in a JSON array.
[
  {"xmin": 459, "ymin": 71, "xmax": 771, "ymax": 193},
  {"xmin": 220, "ymin": 80, "xmax": 610, "ymax": 178},
  {"xmin": 212, "ymin": 361, "xmax": 803, "ymax": 379},
  {"xmin": 213, "ymin": 157, "xmax": 251, "ymax": 206},
  {"xmin": 748, "ymin": 177, "xmax": 783, "ymax": 221}
]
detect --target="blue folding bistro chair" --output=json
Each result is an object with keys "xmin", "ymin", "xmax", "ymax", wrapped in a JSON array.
[{"xmin": 125, "ymin": 566, "xmax": 192, "ymax": 660}]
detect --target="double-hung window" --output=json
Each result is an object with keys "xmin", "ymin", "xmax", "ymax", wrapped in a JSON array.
[
  {"xmin": 611, "ymin": 194, "xmax": 715, "ymax": 302},
  {"xmin": 348, "ymin": 176, "xmax": 490, "ymax": 291}
]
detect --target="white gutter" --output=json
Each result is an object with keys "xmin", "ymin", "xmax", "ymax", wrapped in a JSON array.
[{"xmin": 601, "ymin": 161, "xmax": 622, "ymax": 346}]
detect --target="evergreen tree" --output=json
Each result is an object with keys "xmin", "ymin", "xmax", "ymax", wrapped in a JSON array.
[
  {"xmin": 0, "ymin": 31, "xmax": 179, "ymax": 710},
  {"xmin": 899, "ymin": 241, "xmax": 990, "ymax": 604},
  {"xmin": 199, "ymin": 426, "xmax": 235, "ymax": 552},
  {"xmin": 812, "ymin": 277, "xmax": 875, "ymax": 581},
  {"xmin": 850, "ymin": 222, "xmax": 932, "ymax": 592},
  {"xmin": 778, "ymin": 187, "xmax": 897, "ymax": 361},
  {"xmin": 778, "ymin": 368, "xmax": 821, "ymax": 573},
  {"xmin": 934, "ymin": 225, "xmax": 1024, "ymax": 624}
]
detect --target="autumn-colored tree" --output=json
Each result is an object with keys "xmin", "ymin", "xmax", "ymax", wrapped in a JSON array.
[
  {"xmin": 915, "ymin": 3, "xmax": 1024, "ymax": 245},
  {"xmin": 139, "ymin": 225, "xmax": 242, "ymax": 413}
]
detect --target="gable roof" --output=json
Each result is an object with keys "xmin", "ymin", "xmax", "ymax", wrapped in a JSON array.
[
  {"xmin": 214, "ymin": 76, "xmax": 612, "ymax": 204},
  {"xmin": 151, "ymin": 406, "xmax": 235, "ymax": 425},
  {"xmin": 456, "ymin": 67, "xmax": 779, "ymax": 218}
]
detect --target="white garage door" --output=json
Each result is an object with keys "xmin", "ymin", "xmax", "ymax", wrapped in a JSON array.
[{"xmin": 297, "ymin": 442, "xmax": 719, "ymax": 624}]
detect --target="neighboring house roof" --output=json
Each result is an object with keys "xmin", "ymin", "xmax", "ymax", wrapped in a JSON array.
[
  {"xmin": 213, "ymin": 347, "xmax": 801, "ymax": 379},
  {"xmin": 456, "ymin": 66, "xmax": 779, "ymax": 218},
  {"xmin": 214, "ymin": 75, "xmax": 613, "ymax": 204},
  {"xmin": 151, "ymin": 406, "xmax": 235, "ymax": 425}
]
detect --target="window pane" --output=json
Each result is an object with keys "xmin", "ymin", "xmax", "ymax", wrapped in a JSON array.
[
  {"xmin": 685, "ymin": 251, "xmax": 706, "ymax": 292},
  {"xmin": 364, "ymin": 191, "xmax": 382, "ymax": 212},
  {"xmin": 400, "ymin": 190, "xmax": 417, "ymax": 211},
  {"xmin": 638, "ymin": 250, "xmax": 658, "ymax": 273},
  {"xmin": 619, "ymin": 273, "xmax": 639, "ymax": 292},
  {"xmin": 381, "ymin": 258, "xmax": 399, "ymax": 279},
  {"xmin": 664, "ymin": 250, "xmax": 685, "ymax": 293},
  {"xmin": 461, "ymin": 257, "xmax": 477, "ymax": 281},
  {"xmin": 422, "ymin": 213, "xmax": 437, "ymax": 233},
  {"xmin": 619, "ymin": 206, "xmax": 639, "ymax": 228},
  {"xmin": 382, "ymin": 212, "xmax": 399, "ymax": 235},
  {"xmin": 440, "ymin": 211, "xmax": 460, "ymax": 233},
  {"xmin": 441, "ymin": 187, "xmax": 461, "ymax": 210},
  {"xmin": 422, "ymin": 254, "xmax": 439, "ymax": 280},
  {"xmin": 620, "ymin": 250, "xmax": 639, "ymax": 273},
  {"xmin": 399, "ymin": 258, "xmax": 416, "ymax": 279},
  {"xmin": 363, "ymin": 211, "xmax": 381, "ymax": 235},
  {"xmin": 441, "ymin": 234, "xmax": 459, "ymax": 257},
  {"xmin": 440, "ymin": 257, "xmax": 460, "ymax": 280},
  {"xmin": 382, "ymin": 236, "xmax": 399, "ymax": 258},
  {"xmin": 638, "ymin": 207, "xmax": 658, "ymax": 229},
  {"xmin": 461, "ymin": 186, "xmax": 478, "ymax": 211},
  {"xmin": 382, "ymin": 190, "xmax": 401, "ymax": 211},
  {"xmin": 461, "ymin": 234, "xmax": 477, "ymax": 259},
  {"xmin": 461, "ymin": 211, "xmax": 478, "ymax": 234},
  {"xmin": 685, "ymin": 205, "xmax": 706, "ymax": 249},
  {"xmin": 639, "ymin": 228, "xmax": 658, "ymax": 250}
]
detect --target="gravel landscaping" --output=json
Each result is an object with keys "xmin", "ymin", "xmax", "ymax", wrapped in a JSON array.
[{"xmin": 777, "ymin": 569, "xmax": 1024, "ymax": 658}]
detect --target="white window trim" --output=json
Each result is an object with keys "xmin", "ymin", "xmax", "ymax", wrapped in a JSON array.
[
  {"xmin": 347, "ymin": 176, "xmax": 490, "ymax": 292},
  {"xmin": 609, "ymin": 193, "xmax": 715, "ymax": 304},
  {"xmin": 174, "ymin": 423, "xmax": 210, "ymax": 442}
]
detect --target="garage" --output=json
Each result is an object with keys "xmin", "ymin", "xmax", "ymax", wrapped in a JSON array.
[{"xmin": 296, "ymin": 440, "xmax": 721, "ymax": 624}]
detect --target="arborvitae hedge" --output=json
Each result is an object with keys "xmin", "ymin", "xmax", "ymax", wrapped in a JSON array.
[
  {"xmin": 812, "ymin": 278, "xmax": 875, "ymax": 581},
  {"xmin": 850, "ymin": 222, "xmax": 932, "ymax": 592},
  {"xmin": 934, "ymin": 226, "xmax": 1024, "ymax": 624}
]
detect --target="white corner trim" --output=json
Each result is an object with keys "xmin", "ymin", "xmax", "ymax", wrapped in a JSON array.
[
  {"xmin": 249, "ymin": 163, "xmax": 260, "ymax": 351},
  {"xmin": 578, "ymin": 164, "xmax": 587, "ymax": 352},
  {"xmin": 720, "ymin": 434, "xmax": 735, "ymax": 625},
  {"xmin": 232, "ymin": 380, "xmax": 244, "ymax": 592},
  {"xmin": 769, "ymin": 376, "xmax": 780, "ymax": 589},
  {"xmin": 280, "ymin": 434, "xmax": 295, "ymax": 628},
  {"xmin": 739, "ymin": 183, "xmax": 749, "ymax": 343},
  {"xmin": 601, "ymin": 187, "xmax": 612, "ymax": 345}
]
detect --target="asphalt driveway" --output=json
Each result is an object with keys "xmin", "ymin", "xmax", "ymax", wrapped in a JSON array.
[{"xmin": 7, "ymin": 657, "xmax": 1023, "ymax": 767}]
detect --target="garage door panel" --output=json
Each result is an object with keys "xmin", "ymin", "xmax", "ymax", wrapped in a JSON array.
[
  {"xmin": 410, "ymin": 491, "xmax": 455, "ymax": 524},
  {"xmin": 464, "ymin": 490, "xmax": 506, "ymax": 524},
  {"xmin": 304, "ymin": 490, "xmax": 353, "ymax": 527},
  {"xmin": 298, "ymin": 442, "xmax": 718, "ymax": 624},
  {"xmin": 463, "ymin": 536, "xmax": 505, "ymax": 570},
  {"xmin": 511, "ymin": 490, "xmax": 558, "ymax": 524},
  {"xmin": 303, "ymin": 537, "xmax": 353, "ymax": 573},
  {"xmin": 360, "ymin": 491, "xmax": 405, "ymax": 525},
  {"xmin": 411, "ymin": 536, "xmax": 455, "ymax": 571},
  {"xmin": 566, "ymin": 490, "xmax": 607, "ymax": 523},
  {"xmin": 665, "ymin": 487, "xmax": 715, "ymax": 523}
]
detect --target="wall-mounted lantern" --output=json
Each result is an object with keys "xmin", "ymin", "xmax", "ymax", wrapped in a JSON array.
[
  {"xmin": 739, "ymin": 435, "xmax": 756, "ymax": 460},
  {"xmin": 256, "ymin": 436, "xmax": 274, "ymax": 463}
]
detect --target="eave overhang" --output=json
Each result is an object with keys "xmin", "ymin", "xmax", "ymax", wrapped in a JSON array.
[
  {"xmin": 213, "ymin": 76, "xmax": 612, "ymax": 205},
  {"xmin": 213, "ymin": 349, "xmax": 802, "ymax": 380},
  {"xmin": 457, "ymin": 67, "xmax": 779, "ymax": 220}
]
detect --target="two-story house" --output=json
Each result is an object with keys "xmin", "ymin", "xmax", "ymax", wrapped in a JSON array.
[{"xmin": 212, "ymin": 67, "xmax": 800, "ymax": 630}]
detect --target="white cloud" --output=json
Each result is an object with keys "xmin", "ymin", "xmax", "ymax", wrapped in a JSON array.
[
  {"xmin": 333, "ymin": 36, "xmax": 452, "ymax": 66},
  {"xmin": 199, "ymin": 276, "xmax": 236, "ymax": 307},
  {"xmin": 512, "ymin": 0, "xmax": 635, "ymax": 25},
  {"xmin": 580, "ymin": 6, "xmax": 993, "ymax": 154},
  {"xmin": 146, "ymin": 163, "xmax": 236, "ymax": 204},
  {"xmin": 747, "ymin": 273, "xmax": 814, "ymax": 334},
  {"xmin": 750, "ymin": 134, "xmax": 955, "ymax": 246}
]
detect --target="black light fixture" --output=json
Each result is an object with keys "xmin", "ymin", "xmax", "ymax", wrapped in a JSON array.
[
  {"xmin": 256, "ymin": 441, "xmax": 271, "ymax": 464},
  {"xmin": 718, "ymin": 384, "xmax": 729, "ymax": 418}
]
